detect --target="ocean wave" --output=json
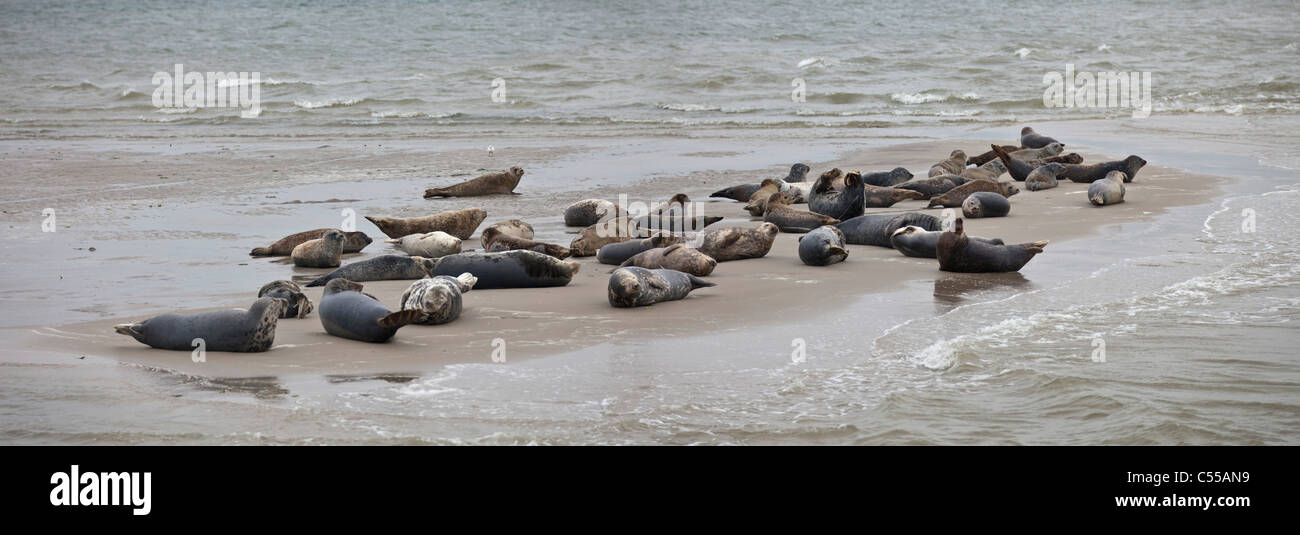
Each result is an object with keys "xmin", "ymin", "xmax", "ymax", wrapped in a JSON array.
[
  {"xmin": 293, "ymin": 98, "xmax": 363, "ymax": 109},
  {"xmin": 656, "ymin": 103, "xmax": 722, "ymax": 112},
  {"xmin": 890, "ymin": 92, "xmax": 945, "ymax": 104},
  {"xmin": 369, "ymin": 110, "xmax": 460, "ymax": 119}
]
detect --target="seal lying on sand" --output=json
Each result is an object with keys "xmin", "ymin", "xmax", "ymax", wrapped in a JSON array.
[
  {"xmin": 114, "ymin": 297, "xmax": 284, "ymax": 352},
  {"xmin": 596, "ymin": 233, "xmax": 683, "ymax": 265},
  {"xmin": 927, "ymin": 180, "xmax": 1019, "ymax": 208},
  {"xmin": 564, "ymin": 199, "xmax": 620, "ymax": 227},
  {"xmin": 864, "ymin": 185, "xmax": 926, "ymax": 207},
  {"xmin": 257, "ymin": 280, "xmax": 313, "ymax": 319},
  {"xmin": 968, "ymin": 145, "xmax": 1020, "ymax": 167},
  {"xmin": 745, "ymin": 189, "xmax": 796, "ymax": 216},
  {"xmin": 1019, "ymin": 127, "xmax": 1061, "ymax": 149},
  {"xmin": 895, "ymin": 174, "xmax": 969, "ymax": 197},
  {"xmin": 836, "ymin": 213, "xmax": 941, "ymax": 247},
  {"xmin": 607, "ymin": 267, "xmax": 715, "ymax": 308},
  {"xmin": 890, "ymin": 226, "xmax": 1004, "ymax": 259},
  {"xmin": 306, "ymin": 255, "xmax": 435, "ymax": 287},
  {"xmin": 385, "ymin": 231, "xmax": 462, "ymax": 258},
  {"xmin": 695, "ymin": 223, "xmax": 779, "ymax": 261},
  {"xmin": 929, "ymin": 150, "xmax": 968, "ymax": 177},
  {"xmin": 710, "ymin": 183, "xmax": 764, "ymax": 202},
  {"xmin": 764, "ymin": 197, "xmax": 840, "ymax": 233},
  {"xmin": 428, "ymin": 250, "xmax": 580, "ymax": 289},
  {"xmin": 1009, "ymin": 142, "xmax": 1064, "ymax": 160},
  {"xmin": 798, "ymin": 225, "xmax": 849, "ymax": 266},
  {"xmin": 399, "ymin": 274, "xmax": 477, "ymax": 325},
  {"xmin": 1026, "ymin": 153, "xmax": 1083, "ymax": 166},
  {"xmin": 809, "ymin": 169, "xmax": 865, "ymax": 220},
  {"xmin": 1088, "ymin": 171, "xmax": 1128, "ymax": 206},
  {"xmin": 860, "ymin": 167, "xmax": 914, "ymax": 187},
  {"xmin": 960, "ymin": 160, "xmax": 1007, "ymax": 181},
  {"xmin": 319, "ymin": 279, "xmax": 425, "ymax": 343},
  {"xmin": 962, "ymin": 191, "xmax": 1011, "ymax": 218},
  {"xmin": 570, "ymin": 217, "xmax": 637, "ymax": 256},
  {"xmin": 482, "ymin": 226, "xmax": 570, "ymax": 258},
  {"xmin": 1024, "ymin": 163, "xmax": 1067, "ymax": 191},
  {"xmin": 424, "ymin": 166, "xmax": 525, "ymax": 197},
  {"xmin": 619, "ymin": 244, "xmax": 717, "ymax": 276},
  {"xmin": 1062, "ymin": 156, "xmax": 1147, "ymax": 183},
  {"xmin": 250, "ymin": 229, "xmax": 372, "ymax": 257},
  {"xmin": 480, "ymin": 219, "xmax": 534, "ymax": 247},
  {"xmin": 366, "ymin": 208, "xmax": 487, "ymax": 240},
  {"xmin": 937, "ymin": 218, "xmax": 1047, "ymax": 272},
  {"xmin": 291, "ymin": 229, "xmax": 345, "ymax": 268}
]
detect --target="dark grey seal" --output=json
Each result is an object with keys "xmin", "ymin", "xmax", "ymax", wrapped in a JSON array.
[
  {"xmin": 596, "ymin": 234, "xmax": 683, "ymax": 265},
  {"xmin": 860, "ymin": 167, "xmax": 914, "ymax": 187},
  {"xmin": 937, "ymin": 218, "xmax": 1047, "ymax": 273},
  {"xmin": 428, "ymin": 249, "xmax": 580, "ymax": 289},
  {"xmin": 607, "ymin": 266, "xmax": 715, "ymax": 308},
  {"xmin": 306, "ymin": 255, "xmax": 435, "ymax": 287},
  {"xmin": 1019, "ymin": 126, "xmax": 1062, "ymax": 149},
  {"xmin": 809, "ymin": 169, "xmax": 865, "ymax": 220},
  {"xmin": 962, "ymin": 191, "xmax": 1011, "ymax": 218},
  {"xmin": 318, "ymin": 279, "xmax": 425, "ymax": 343},
  {"xmin": 113, "ymin": 297, "xmax": 284, "ymax": 352},
  {"xmin": 798, "ymin": 225, "xmax": 849, "ymax": 266},
  {"xmin": 835, "ymin": 213, "xmax": 941, "ymax": 248},
  {"xmin": 890, "ymin": 225, "xmax": 1004, "ymax": 259}
]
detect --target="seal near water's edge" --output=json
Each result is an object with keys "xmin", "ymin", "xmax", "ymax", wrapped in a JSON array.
[
  {"xmin": 890, "ymin": 225, "xmax": 1004, "ymax": 259},
  {"xmin": 113, "ymin": 297, "xmax": 285, "ymax": 352},
  {"xmin": 1062, "ymin": 156, "xmax": 1147, "ymax": 183},
  {"xmin": 306, "ymin": 255, "xmax": 435, "ymax": 287},
  {"xmin": 937, "ymin": 218, "xmax": 1046, "ymax": 272},
  {"xmin": 423, "ymin": 166, "xmax": 525, "ymax": 197},
  {"xmin": 291, "ymin": 229, "xmax": 345, "ymax": 268},
  {"xmin": 1088, "ymin": 171, "xmax": 1128, "ymax": 206},
  {"xmin": 1019, "ymin": 126, "xmax": 1061, "ymax": 149},
  {"xmin": 928, "ymin": 150, "xmax": 968, "ymax": 177},
  {"xmin": 250, "ymin": 228, "xmax": 371, "ymax": 256}
]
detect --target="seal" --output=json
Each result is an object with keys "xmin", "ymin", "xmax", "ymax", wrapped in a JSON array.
[
  {"xmin": 1026, "ymin": 153, "xmax": 1083, "ymax": 166},
  {"xmin": 927, "ymin": 179, "xmax": 1019, "ymax": 208},
  {"xmin": 836, "ymin": 212, "xmax": 940, "ymax": 247},
  {"xmin": 482, "ymin": 226, "xmax": 571, "ymax": 258},
  {"xmin": 291, "ymin": 229, "xmax": 345, "ymax": 268},
  {"xmin": 746, "ymin": 178, "xmax": 785, "ymax": 204},
  {"xmin": 798, "ymin": 225, "xmax": 849, "ymax": 266},
  {"xmin": 745, "ymin": 188, "xmax": 796, "ymax": 216},
  {"xmin": 962, "ymin": 191, "xmax": 1011, "ymax": 218},
  {"xmin": 607, "ymin": 266, "xmax": 715, "ymax": 308},
  {"xmin": 250, "ymin": 228, "xmax": 372, "ymax": 257},
  {"xmin": 860, "ymin": 167, "xmax": 914, "ymax": 187},
  {"xmin": 695, "ymin": 223, "xmax": 779, "ymax": 261},
  {"xmin": 1010, "ymin": 142, "xmax": 1064, "ymax": 160},
  {"xmin": 990, "ymin": 144, "xmax": 1062, "ymax": 182},
  {"xmin": 257, "ymin": 280, "xmax": 313, "ymax": 319},
  {"xmin": 1019, "ymin": 127, "xmax": 1061, "ymax": 149},
  {"xmin": 710, "ymin": 183, "xmax": 763, "ymax": 202},
  {"xmin": 385, "ymin": 231, "xmax": 462, "ymax": 258},
  {"xmin": 937, "ymin": 218, "xmax": 1047, "ymax": 272},
  {"xmin": 961, "ymin": 159, "xmax": 1007, "ymax": 181},
  {"xmin": 889, "ymin": 225, "xmax": 1004, "ymax": 259},
  {"xmin": 306, "ymin": 254, "xmax": 435, "ymax": 287},
  {"xmin": 633, "ymin": 214, "xmax": 724, "ymax": 236},
  {"xmin": 652, "ymin": 193, "xmax": 692, "ymax": 217},
  {"xmin": 967, "ymin": 145, "xmax": 1020, "ymax": 167},
  {"xmin": 319, "ymin": 279, "xmax": 426, "ymax": 343},
  {"xmin": 928, "ymin": 150, "xmax": 968, "ymax": 177},
  {"xmin": 809, "ymin": 169, "xmax": 865, "ymax": 220},
  {"xmin": 1088, "ymin": 171, "xmax": 1128, "ymax": 206},
  {"xmin": 399, "ymin": 273, "xmax": 477, "ymax": 325},
  {"xmin": 779, "ymin": 179, "xmax": 813, "ymax": 203},
  {"xmin": 424, "ymin": 166, "xmax": 525, "ymax": 197},
  {"xmin": 564, "ymin": 199, "xmax": 620, "ymax": 227},
  {"xmin": 619, "ymin": 243, "xmax": 717, "ymax": 276},
  {"xmin": 596, "ymin": 233, "xmax": 683, "ymax": 265},
  {"xmin": 429, "ymin": 249, "xmax": 580, "ymax": 289},
  {"xmin": 366, "ymin": 207, "xmax": 487, "ymax": 240},
  {"xmin": 1024, "ymin": 162, "xmax": 1067, "ymax": 191},
  {"xmin": 1062, "ymin": 156, "xmax": 1147, "ymax": 183},
  {"xmin": 569, "ymin": 217, "xmax": 637, "ymax": 256},
  {"xmin": 895, "ymin": 174, "xmax": 969, "ymax": 197},
  {"xmin": 480, "ymin": 219, "xmax": 534, "ymax": 248},
  {"xmin": 864, "ymin": 185, "xmax": 926, "ymax": 207},
  {"xmin": 781, "ymin": 163, "xmax": 812, "ymax": 183},
  {"xmin": 764, "ymin": 196, "xmax": 841, "ymax": 233},
  {"xmin": 114, "ymin": 297, "xmax": 284, "ymax": 352}
]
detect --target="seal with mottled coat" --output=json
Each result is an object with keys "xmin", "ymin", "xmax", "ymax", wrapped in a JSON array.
[
  {"xmin": 695, "ymin": 223, "xmax": 778, "ymax": 261},
  {"xmin": 596, "ymin": 233, "xmax": 683, "ymax": 265},
  {"xmin": 306, "ymin": 255, "xmax": 435, "ymax": 287},
  {"xmin": 1019, "ymin": 127, "xmax": 1061, "ymax": 149},
  {"xmin": 318, "ymin": 279, "xmax": 425, "ymax": 342},
  {"xmin": 428, "ymin": 250, "xmax": 580, "ymax": 289},
  {"xmin": 968, "ymin": 145, "xmax": 1021, "ymax": 167},
  {"xmin": 291, "ymin": 229, "xmax": 345, "ymax": 268},
  {"xmin": 399, "ymin": 273, "xmax": 477, "ymax": 325},
  {"xmin": 836, "ymin": 213, "xmax": 941, "ymax": 247},
  {"xmin": 937, "ymin": 218, "xmax": 1047, "ymax": 272},
  {"xmin": 928, "ymin": 180, "xmax": 1019, "ymax": 208},
  {"xmin": 257, "ymin": 280, "xmax": 313, "ymax": 319},
  {"xmin": 250, "ymin": 228, "xmax": 372, "ymax": 256},
  {"xmin": 896, "ymin": 174, "xmax": 968, "ymax": 198},
  {"xmin": 619, "ymin": 244, "xmax": 717, "ymax": 276},
  {"xmin": 928, "ymin": 150, "xmax": 968, "ymax": 177},
  {"xmin": 962, "ymin": 191, "xmax": 1011, "ymax": 218},
  {"xmin": 1088, "ymin": 171, "xmax": 1128, "ymax": 206},
  {"xmin": 114, "ymin": 297, "xmax": 285, "ymax": 352},
  {"xmin": 890, "ymin": 226, "xmax": 1005, "ymax": 259},
  {"xmin": 864, "ymin": 185, "xmax": 926, "ymax": 207},
  {"xmin": 479, "ymin": 219, "xmax": 534, "ymax": 247},
  {"xmin": 482, "ymin": 226, "xmax": 570, "ymax": 258},
  {"xmin": 385, "ymin": 231, "xmax": 462, "ymax": 258},
  {"xmin": 607, "ymin": 267, "xmax": 715, "ymax": 308},
  {"xmin": 366, "ymin": 208, "xmax": 487, "ymax": 240},
  {"xmin": 764, "ymin": 197, "xmax": 841, "ymax": 233},
  {"xmin": 860, "ymin": 167, "xmax": 914, "ymax": 187},
  {"xmin": 570, "ymin": 217, "xmax": 637, "ymax": 256},
  {"xmin": 1062, "ymin": 156, "xmax": 1147, "ymax": 183},
  {"xmin": 1010, "ymin": 142, "xmax": 1064, "ymax": 160},
  {"xmin": 1024, "ymin": 162, "xmax": 1067, "ymax": 191},
  {"xmin": 961, "ymin": 159, "xmax": 1007, "ymax": 181},
  {"xmin": 798, "ymin": 225, "xmax": 849, "ymax": 266},
  {"xmin": 564, "ymin": 199, "xmax": 620, "ymax": 227},
  {"xmin": 809, "ymin": 169, "xmax": 866, "ymax": 220},
  {"xmin": 424, "ymin": 166, "xmax": 525, "ymax": 197}
]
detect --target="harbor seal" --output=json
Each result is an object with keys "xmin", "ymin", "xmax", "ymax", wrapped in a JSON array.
[
  {"xmin": 938, "ymin": 218, "xmax": 1047, "ymax": 272},
  {"xmin": 482, "ymin": 226, "xmax": 571, "ymax": 258},
  {"xmin": 1010, "ymin": 142, "xmax": 1064, "ymax": 160},
  {"xmin": 891, "ymin": 226, "xmax": 1005, "ymax": 259},
  {"xmin": 764, "ymin": 197, "xmax": 841, "ymax": 233},
  {"xmin": 291, "ymin": 229, "xmax": 344, "ymax": 268},
  {"xmin": 1088, "ymin": 171, "xmax": 1128, "ymax": 206},
  {"xmin": 570, "ymin": 216, "xmax": 637, "ymax": 256},
  {"xmin": 424, "ymin": 166, "xmax": 524, "ymax": 197},
  {"xmin": 747, "ymin": 178, "xmax": 785, "ymax": 204},
  {"xmin": 257, "ymin": 280, "xmax": 313, "ymax": 319},
  {"xmin": 695, "ymin": 223, "xmax": 778, "ymax": 261},
  {"xmin": 1063, "ymin": 156, "xmax": 1147, "ymax": 183},
  {"xmin": 809, "ymin": 169, "xmax": 865, "ymax": 220},
  {"xmin": 1026, "ymin": 153, "xmax": 1084, "ymax": 166},
  {"xmin": 306, "ymin": 254, "xmax": 435, "ymax": 287},
  {"xmin": 429, "ymin": 249, "xmax": 580, "ymax": 289},
  {"xmin": 961, "ymin": 160, "xmax": 1007, "ymax": 182},
  {"xmin": 319, "ymin": 279, "xmax": 425, "ymax": 343},
  {"xmin": 607, "ymin": 267, "xmax": 715, "ymax": 308},
  {"xmin": 114, "ymin": 297, "xmax": 284, "ymax": 352},
  {"xmin": 385, "ymin": 231, "xmax": 462, "ymax": 258},
  {"xmin": 366, "ymin": 208, "xmax": 486, "ymax": 240},
  {"xmin": 782, "ymin": 163, "xmax": 812, "ymax": 183},
  {"xmin": 864, "ymin": 185, "xmax": 926, "ymax": 207},
  {"xmin": 250, "ymin": 228, "xmax": 372, "ymax": 256},
  {"xmin": 798, "ymin": 225, "xmax": 849, "ymax": 266},
  {"xmin": 745, "ymin": 188, "xmax": 796, "ymax": 216},
  {"xmin": 634, "ymin": 214, "xmax": 724, "ymax": 236},
  {"xmin": 1024, "ymin": 163, "xmax": 1067, "ymax": 191},
  {"xmin": 836, "ymin": 212, "xmax": 941, "ymax": 247},
  {"xmin": 1019, "ymin": 127, "xmax": 1061, "ymax": 149},
  {"xmin": 991, "ymin": 144, "xmax": 1069, "ymax": 182},
  {"xmin": 564, "ymin": 199, "xmax": 620, "ymax": 227},
  {"xmin": 596, "ymin": 233, "xmax": 683, "ymax": 265},
  {"xmin": 962, "ymin": 191, "xmax": 1011, "ymax": 218},
  {"xmin": 399, "ymin": 273, "xmax": 477, "ymax": 325},
  {"xmin": 860, "ymin": 167, "xmax": 914, "ymax": 187},
  {"xmin": 928, "ymin": 180, "xmax": 1019, "ymax": 208},
  {"xmin": 968, "ymin": 145, "xmax": 1021, "ymax": 167},
  {"xmin": 480, "ymin": 219, "xmax": 534, "ymax": 248},
  {"xmin": 779, "ymin": 179, "xmax": 813, "ymax": 203},
  {"xmin": 928, "ymin": 150, "xmax": 968, "ymax": 177},
  {"xmin": 710, "ymin": 183, "xmax": 763, "ymax": 202},
  {"xmin": 895, "ymin": 174, "xmax": 969, "ymax": 197},
  {"xmin": 619, "ymin": 243, "xmax": 717, "ymax": 276}
]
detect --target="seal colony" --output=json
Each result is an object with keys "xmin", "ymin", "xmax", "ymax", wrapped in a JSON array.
[{"xmin": 115, "ymin": 126, "xmax": 1151, "ymax": 352}]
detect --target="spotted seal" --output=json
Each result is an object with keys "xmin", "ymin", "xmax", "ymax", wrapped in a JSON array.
[{"xmin": 114, "ymin": 297, "xmax": 284, "ymax": 352}]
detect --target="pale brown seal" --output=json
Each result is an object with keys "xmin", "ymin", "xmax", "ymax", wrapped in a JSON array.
[
  {"xmin": 618, "ymin": 243, "xmax": 717, "ymax": 276},
  {"xmin": 928, "ymin": 150, "xmax": 968, "ymax": 177},
  {"xmin": 250, "ymin": 228, "xmax": 372, "ymax": 256},
  {"xmin": 927, "ymin": 180, "xmax": 1019, "ymax": 208},
  {"xmin": 366, "ymin": 208, "xmax": 487, "ymax": 240},
  {"xmin": 291, "ymin": 229, "xmax": 345, "ymax": 268},
  {"xmin": 482, "ymin": 226, "xmax": 571, "ymax": 258},
  {"xmin": 695, "ymin": 222, "xmax": 779, "ymax": 261},
  {"xmin": 424, "ymin": 166, "xmax": 525, "ymax": 197},
  {"xmin": 479, "ymin": 219, "xmax": 534, "ymax": 248}
]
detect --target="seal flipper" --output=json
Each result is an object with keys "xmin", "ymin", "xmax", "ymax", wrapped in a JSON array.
[
  {"xmin": 1021, "ymin": 240, "xmax": 1049, "ymax": 254},
  {"xmin": 250, "ymin": 247, "xmax": 273, "ymax": 256},
  {"xmin": 686, "ymin": 274, "xmax": 716, "ymax": 289},
  {"xmin": 113, "ymin": 322, "xmax": 147, "ymax": 343},
  {"xmin": 827, "ymin": 246, "xmax": 848, "ymax": 257},
  {"xmin": 378, "ymin": 309, "xmax": 426, "ymax": 329}
]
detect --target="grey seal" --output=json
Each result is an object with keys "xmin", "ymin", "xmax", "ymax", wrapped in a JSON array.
[
  {"xmin": 1024, "ymin": 162, "xmax": 1067, "ymax": 191},
  {"xmin": 399, "ymin": 273, "xmax": 477, "ymax": 325},
  {"xmin": 938, "ymin": 218, "xmax": 1047, "ymax": 272},
  {"xmin": 836, "ymin": 212, "xmax": 941, "ymax": 248},
  {"xmin": 595, "ymin": 233, "xmax": 684, "ymax": 265},
  {"xmin": 890, "ymin": 225, "xmax": 1004, "ymax": 259},
  {"xmin": 798, "ymin": 225, "xmax": 849, "ymax": 266},
  {"xmin": 860, "ymin": 167, "xmax": 914, "ymax": 187},
  {"xmin": 619, "ymin": 243, "xmax": 717, "ymax": 276},
  {"xmin": 1088, "ymin": 171, "xmax": 1128, "ymax": 206},
  {"xmin": 695, "ymin": 223, "xmax": 779, "ymax": 261},
  {"xmin": 809, "ymin": 168, "xmax": 866, "ymax": 220},
  {"xmin": 928, "ymin": 150, "xmax": 968, "ymax": 177},
  {"xmin": 1019, "ymin": 127, "xmax": 1061, "ymax": 149},
  {"xmin": 318, "ymin": 279, "xmax": 425, "ymax": 342},
  {"xmin": 428, "ymin": 249, "xmax": 580, "ymax": 289},
  {"xmin": 895, "ymin": 174, "xmax": 969, "ymax": 197},
  {"xmin": 928, "ymin": 180, "xmax": 1019, "ymax": 208},
  {"xmin": 607, "ymin": 267, "xmax": 715, "ymax": 308},
  {"xmin": 564, "ymin": 199, "xmax": 620, "ymax": 227},
  {"xmin": 113, "ymin": 297, "xmax": 284, "ymax": 352},
  {"xmin": 257, "ymin": 280, "xmax": 313, "ymax": 319},
  {"xmin": 763, "ymin": 197, "xmax": 840, "ymax": 233},
  {"xmin": 962, "ymin": 191, "xmax": 1011, "ymax": 218},
  {"xmin": 1063, "ymin": 156, "xmax": 1147, "ymax": 183},
  {"xmin": 306, "ymin": 254, "xmax": 435, "ymax": 287}
]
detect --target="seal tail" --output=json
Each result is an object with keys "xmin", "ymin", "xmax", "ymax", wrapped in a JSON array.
[
  {"xmin": 686, "ymin": 274, "xmax": 716, "ymax": 289},
  {"xmin": 378, "ymin": 309, "xmax": 426, "ymax": 329},
  {"xmin": 305, "ymin": 274, "xmax": 331, "ymax": 287},
  {"xmin": 423, "ymin": 187, "xmax": 449, "ymax": 198},
  {"xmin": 250, "ymin": 247, "xmax": 273, "ymax": 256},
  {"xmin": 113, "ymin": 323, "xmax": 147, "ymax": 343},
  {"xmin": 1022, "ymin": 240, "xmax": 1049, "ymax": 254}
]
